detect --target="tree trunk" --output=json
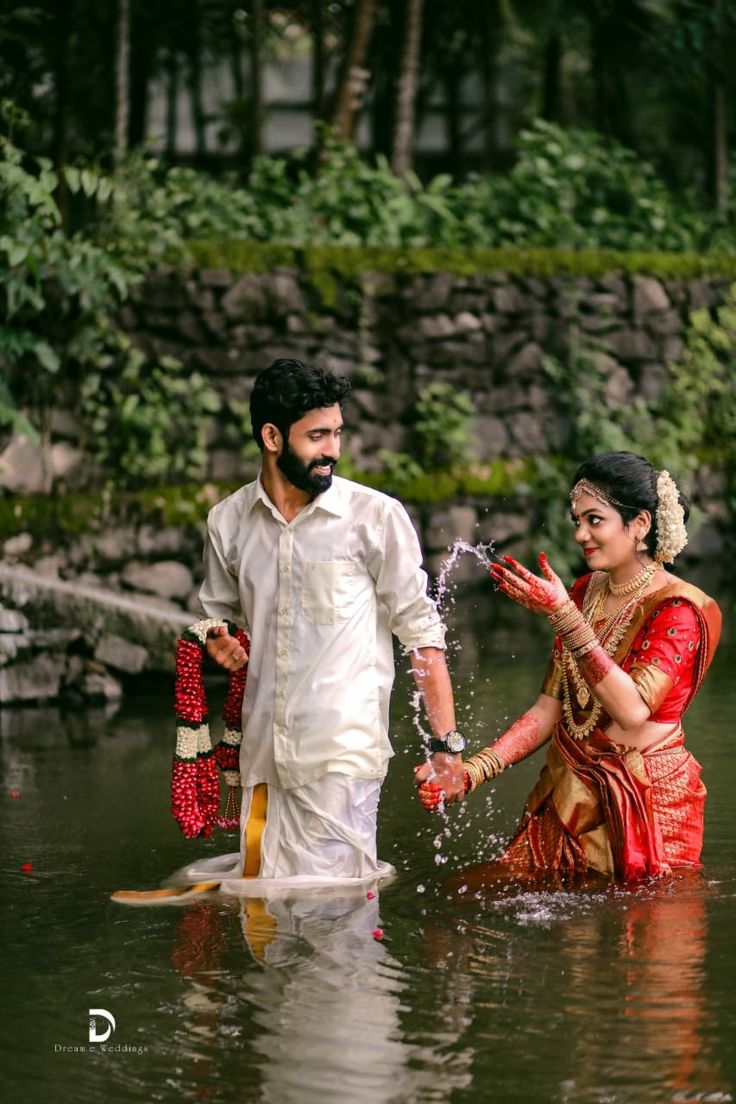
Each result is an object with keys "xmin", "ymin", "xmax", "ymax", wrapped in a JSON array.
[
  {"xmin": 189, "ymin": 59, "xmax": 207, "ymax": 160},
  {"xmin": 479, "ymin": 0, "xmax": 499, "ymax": 171},
  {"xmin": 51, "ymin": 1, "xmax": 71, "ymax": 223},
  {"xmin": 129, "ymin": 6, "xmax": 151, "ymax": 148},
  {"xmin": 331, "ymin": 0, "xmax": 379, "ymax": 141},
  {"xmin": 249, "ymin": 0, "xmax": 265, "ymax": 158},
  {"xmin": 709, "ymin": 79, "xmax": 728, "ymax": 213},
  {"xmin": 114, "ymin": 0, "xmax": 130, "ymax": 163},
  {"xmin": 542, "ymin": 31, "xmax": 562, "ymax": 122},
  {"xmin": 445, "ymin": 63, "xmax": 462, "ymax": 169},
  {"xmin": 391, "ymin": 0, "xmax": 424, "ymax": 177},
  {"xmin": 165, "ymin": 55, "xmax": 179, "ymax": 157},
  {"xmin": 707, "ymin": 0, "xmax": 728, "ymax": 213},
  {"xmin": 312, "ymin": 0, "xmax": 326, "ymax": 136}
]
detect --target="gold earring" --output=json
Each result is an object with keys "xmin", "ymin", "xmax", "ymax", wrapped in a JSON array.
[{"xmin": 636, "ymin": 538, "xmax": 647, "ymax": 552}]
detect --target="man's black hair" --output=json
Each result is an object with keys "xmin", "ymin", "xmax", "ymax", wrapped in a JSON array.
[{"xmin": 250, "ymin": 358, "xmax": 351, "ymax": 448}]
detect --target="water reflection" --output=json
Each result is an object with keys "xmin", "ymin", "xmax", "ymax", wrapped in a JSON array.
[
  {"xmin": 170, "ymin": 890, "xmax": 473, "ymax": 1104},
  {"xmin": 418, "ymin": 873, "xmax": 733, "ymax": 1104},
  {"xmin": 554, "ymin": 880, "xmax": 729, "ymax": 1104},
  {"xmin": 2, "ymin": 591, "xmax": 735, "ymax": 1104}
]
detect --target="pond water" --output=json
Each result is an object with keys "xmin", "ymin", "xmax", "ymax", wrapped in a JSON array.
[{"xmin": 2, "ymin": 584, "xmax": 735, "ymax": 1104}]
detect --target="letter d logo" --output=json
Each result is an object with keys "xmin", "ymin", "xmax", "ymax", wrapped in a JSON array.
[{"xmin": 89, "ymin": 1008, "xmax": 116, "ymax": 1043}]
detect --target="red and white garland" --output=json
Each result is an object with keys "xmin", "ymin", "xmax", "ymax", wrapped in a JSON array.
[{"xmin": 172, "ymin": 618, "xmax": 249, "ymax": 839}]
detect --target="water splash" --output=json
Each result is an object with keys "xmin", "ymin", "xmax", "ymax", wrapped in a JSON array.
[
  {"xmin": 434, "ymin": 539, "xmax": 495, "ymax": 612},
  {"xmin": 411, "ymin": 538, "xmax": 499, "ymax": 844}
]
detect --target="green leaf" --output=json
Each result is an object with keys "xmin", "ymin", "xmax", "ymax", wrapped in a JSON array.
[{"xmin": 35, "ymin": 342, "xmax": 61, "ymax": 373}]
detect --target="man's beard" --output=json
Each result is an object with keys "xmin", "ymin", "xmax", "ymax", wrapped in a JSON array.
[{"xmin": 277, "ymin": 440, "xmax": 336, "ymax": 494}]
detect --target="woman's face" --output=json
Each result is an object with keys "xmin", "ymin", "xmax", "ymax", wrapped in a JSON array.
[{"xmin": 570, "ymin": 490, "xmax": 648, "ymax": 571}]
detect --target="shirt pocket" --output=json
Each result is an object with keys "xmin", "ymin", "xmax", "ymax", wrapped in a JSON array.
[{"xmin": 301, "ymin": 561, "xmax": 359, "ymax": 625}]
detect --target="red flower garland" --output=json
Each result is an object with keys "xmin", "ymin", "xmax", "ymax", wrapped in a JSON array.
[{"xmin": 172, "ymin": 620, "xmax": 249, "ymax": 839}]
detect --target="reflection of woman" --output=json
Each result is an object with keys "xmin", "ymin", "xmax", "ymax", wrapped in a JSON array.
[{"xmin": 416, "ymin": 452, "xmax": 722, "ymax": 881}]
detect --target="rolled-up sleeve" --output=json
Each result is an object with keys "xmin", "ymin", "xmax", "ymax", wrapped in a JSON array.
[
  {"xmin": 371, "ymin": 500, "xmax": 445, "ymax": 654},
  {"xmin": 198, "ymin": 518, "xmax": 246, "ymax": 627}
]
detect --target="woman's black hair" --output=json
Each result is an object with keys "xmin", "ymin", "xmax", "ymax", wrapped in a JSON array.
[
  {"xmin": 250, "ymin": 358, "xmax": 351, "ymax": 448},
  {"xmin": 571, "ymin": 451, "xmax": 690, "ymax": 559}
]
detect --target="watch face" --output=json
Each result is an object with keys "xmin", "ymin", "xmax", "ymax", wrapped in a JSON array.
[{"xmin": 446, "ymin": 731, "xmax": 466, "ymax": 754}]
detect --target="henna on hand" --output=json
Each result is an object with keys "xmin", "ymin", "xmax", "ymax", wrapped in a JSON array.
[
  {"xmin": 490, "ymin": 552, "xmax": 568, "ymax": 616},
  {"xmin": 492, "ymin": 709, "xmax": 543, "ymax": 764},
  {"xmin": 576, "ymin": 645, "xmax": 615, "ymax": 688}
]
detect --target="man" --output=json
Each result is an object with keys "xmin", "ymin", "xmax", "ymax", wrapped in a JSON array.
[{"xmin": 196, "ymin": 357, "xmax": 463, "ymax": 887}]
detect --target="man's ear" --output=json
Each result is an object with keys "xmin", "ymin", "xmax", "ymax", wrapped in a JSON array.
[{"xmin": 261, "ymin": 423, "xmax": 282, "ymax": 454}]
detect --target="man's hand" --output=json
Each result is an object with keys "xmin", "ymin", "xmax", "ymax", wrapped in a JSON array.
[
  {"xmin": 414, "ymin": 752, "xmax": 466, "ymax": 811},
  {"xmin": 205, "ymin": 625, "xmax": 248, "ymax": 671}
]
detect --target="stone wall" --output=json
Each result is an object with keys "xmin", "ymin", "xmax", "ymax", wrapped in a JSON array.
[
  {"xmin": 0, "ymin": 564, "xmax": 191, "ymax": 705},
  {"xmin": 0, "ymin": 264, "xmax": 733, "ymax": 704},
  {"xmin": 1, "ymin": 263, "xmax": 730, "ymax": 496},
  {"xmin": 118, "ymin": 266, "xmax": 730, "ymax": 476},
  {"xmin": 122, "ymin": 264, "xmax": 732, "ymax": 572}
]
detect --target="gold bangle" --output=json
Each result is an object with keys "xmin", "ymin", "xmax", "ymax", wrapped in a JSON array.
[
  {"xmin": 570, "ymin": 636, "xmax": 599, "ymax": 659},
  {"xmin": 547, "ymin": 600, "xmax": 578, "ymax": 632},
  {"xmin": 465, "ymin": 747, "xmax": 505, "ymax": 792}
]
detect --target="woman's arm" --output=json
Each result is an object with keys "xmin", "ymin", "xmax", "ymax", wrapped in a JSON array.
[
  {"xmin": 572, "ymin": 650, "xmax": 651, "ymax": 731},
  {"xmin": 492, "ymin": 554, "xmax": 653, "ymax": 732},
  {"xmin": 415, "ymin": 693, "xmax": 561, "ymax": 809}
]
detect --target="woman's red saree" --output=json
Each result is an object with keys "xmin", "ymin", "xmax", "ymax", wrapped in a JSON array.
[{"xmin": 497, "ymin": 576, "xmax": 722, "ymax": 882}]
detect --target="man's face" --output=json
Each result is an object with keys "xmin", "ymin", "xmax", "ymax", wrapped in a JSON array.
[{"xmin": 276, "ymin": 404, "xmax": 343, "ymax": 494}]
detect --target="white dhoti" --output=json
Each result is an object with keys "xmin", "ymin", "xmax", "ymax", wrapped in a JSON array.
[{"xmin": 172, "ymin": 773, "xmax": 395, "ymax": 896}]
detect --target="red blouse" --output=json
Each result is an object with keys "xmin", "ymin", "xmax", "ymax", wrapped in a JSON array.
[
  {"xmin": 620, "ymin": 597, "xmax": 702, "ymax": 722},
  {"xmin": 542, "ymin": 576, "xmax": 703, "ymax": 725}
]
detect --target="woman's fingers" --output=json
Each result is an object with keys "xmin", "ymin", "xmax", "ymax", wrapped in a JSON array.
[
  {"xmin": 538, "ymin": 551, "xmax": 555, "ymax": 581},
  {"xmin": 491, "ymin": 565, "xmax": 530, "ymax": 601},
  {"xmin": 417, "ymin": 780, "xmax": 444, "ymax": 810},
  {"xmin": 501, "ymin": 554, "xmax": 538, "ymax": 583}
]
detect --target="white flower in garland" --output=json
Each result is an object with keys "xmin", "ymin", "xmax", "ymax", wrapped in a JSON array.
[{"xmin": 655, "ymin": 470, "xmax": 688, "ymax": 563}]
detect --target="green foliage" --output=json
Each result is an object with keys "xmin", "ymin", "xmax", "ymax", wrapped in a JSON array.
[
  {"xmin": 536, "ymin": 290, "xmax": 736, "ymax": 569},
  {"xmin": 347, "ymin": 383, "xmax": 477, "ymax": 499},
  {"xmin": 662, "ymin": 285, "xmax": 736, "ymax": 510},
  {"xmin": 0, "ymin": 123, "xmax": 219, "ymax": 489},
  {"xmin": 412, "ymin": 382, "xmax": 476, "ymax": 471},
  {"xmin": 453, "ymin": 120, "xmax": 715, "ymax": 252},
  {"xmin": 70, "ymin": 121, "xmax": 736, "ymax": 258},
  {"xmin": 79, "ymin": 345, "xmax": 220, "ymax": 487},
  {"xmin": 0, "ymin": 131, "xmax": 133, "ymax": 442}
]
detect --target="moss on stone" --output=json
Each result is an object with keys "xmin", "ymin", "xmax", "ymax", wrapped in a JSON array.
[
  {"xmin": 183, "ymin": 241, "xmax": 736, "ymax": 287},
  {"xmin": 0, "ymin": 459, "xmax": 539, "ymax": 543}
]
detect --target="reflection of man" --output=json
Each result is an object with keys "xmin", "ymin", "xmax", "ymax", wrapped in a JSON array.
[{"xmin": 198, "ymin": 358, "xmax": 461, "ymax": 885}]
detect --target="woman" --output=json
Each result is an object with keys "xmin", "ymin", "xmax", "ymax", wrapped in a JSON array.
[{"xmin": 415, "ymin": 452, "xmax": 722, "ymax": 882}]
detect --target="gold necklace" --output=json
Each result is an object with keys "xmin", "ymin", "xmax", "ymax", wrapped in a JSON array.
[
  {"xmin": 560, "ymin": 568, "xmax": 656, "ymax": 741},
  {"xmin": 608, "ymin": 561, "xmax": 658, "ymax": 596}
]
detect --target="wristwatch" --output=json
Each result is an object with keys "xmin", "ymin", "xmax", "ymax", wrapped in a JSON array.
[{"xmin": 429, "ymin": 729, "xmax": 466, "ymax": 755}]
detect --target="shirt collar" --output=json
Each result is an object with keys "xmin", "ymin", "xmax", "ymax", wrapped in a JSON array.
[{"xmin": 249, "ymin": 473, "xmax": 348, "ymax": 519}]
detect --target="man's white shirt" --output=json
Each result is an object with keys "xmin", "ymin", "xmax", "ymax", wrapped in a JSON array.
[{"xmin": 199, "ymin": 474, "xmax": 446, "ymax": 789}]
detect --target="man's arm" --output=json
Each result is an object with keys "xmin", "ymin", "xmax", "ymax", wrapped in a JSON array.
[
  {"xmin": 200, "ymin": 517, "xmax": 248, "ymax": 671},
  {"xmin": 410, "ymin": 646, "xmax": 456, "ymax": 736},
  {"xmin": 410, "ymin": 646, "xmax": 465, "ymax": 796},
  {"xmin": 368, "ymin": 499, "xmax": 464, "ymax": 790}
]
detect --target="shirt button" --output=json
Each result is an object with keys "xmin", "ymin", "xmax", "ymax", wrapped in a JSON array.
[
  {"xmin": 277, "ymin": 648, "xmax": 287, "ymax": 658},
  {"xmin": 276, "ymin": 689, "xmax": 285, "ymax": 699},
  {"xmin": 279, "ymin": 607, "xmax": 288, "ymax": 616}
]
